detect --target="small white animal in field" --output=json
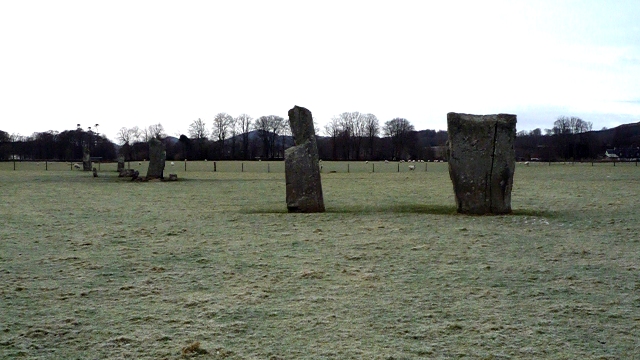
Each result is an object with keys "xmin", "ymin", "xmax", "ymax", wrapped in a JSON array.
[
  {"xmin": 204, "ymin": 159, "xmax": 207, "ymax": 162},
  {"xmin": 385, "ymin": 160, "xmax": 389, "ymax": 163},
  {"xmin": 365, "ymin": 161, "xmax": 369, "ymax": 164},
  {"xmin": 138, "ymin": 162, "xmax": 142, "ymax": 165},
  {"xmin": 73, "ymin": 163, "xmax": 81, "ymax": 169},
  {"xmin": 170, "ymin": 162, "xmax": 175, "ymax": 166},
  {"xmin": 408, "ymin": 165, "xmax": 415, "ymax": 171},
  {"xmin": 525, "ymin": 161, "xmax": 530, "ymax": 166}
]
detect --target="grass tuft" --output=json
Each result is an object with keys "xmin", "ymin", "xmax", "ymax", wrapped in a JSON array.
[{"xmin": 181, "ymin": 341, "xmax": 207, "ymax": 357}]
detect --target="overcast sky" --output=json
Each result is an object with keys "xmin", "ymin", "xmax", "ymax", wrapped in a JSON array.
[{"xmin": 1, "ymin": 0, "xmax": 639, "ymax": 141}]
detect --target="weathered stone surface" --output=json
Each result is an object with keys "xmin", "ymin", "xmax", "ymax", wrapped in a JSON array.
[
  {"xmin": 285, "ymin": 106, "xmax": 325, "ymax": 213},
  {"xmin": 117, "ymin": 156, "xmax": 125, "ymax": 172},
  {"xmin": 82, "ymin": 147, "xmax": 92, "ymax": 171},
  {"xmin": 146, "ymin": 138, "xmax": 166, "ymax": 179},
  {"xmin": 447, "ymin": 112, "xmax": 516, "ymax": 214},
  {"xmin": 119, "ymin": 168, "xmax": 137, "ymax": 178}
]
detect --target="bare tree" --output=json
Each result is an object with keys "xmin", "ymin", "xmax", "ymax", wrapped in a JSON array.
[
  {"xmin": 148, "ymin": 123, "xmax": 166, "ymax": 139},
  {"xmin": 363, "ymin": 113, "xmax": 379, "ymax": 160},
  {"xmin": 129, "ymin": 126, "xmax": 142, "ymax": 143},
  {"xmin": 328, "ymin": 112, "xmax": 367, "ymax": 160},
  {"xmin": 188, "ymin": 118, "xmax": 208, "ymax": 140},
  {"xmin": 117, "ymin": 127, "xmax": 132, "ymax": 145},
  {"xmin": 324, "ymin": 117, "xmax": 341, "ymax": 160},
  {"xmin": 253, "ymin": 115, "xmax": 285, "ymax": 159},
  {"xmin": 236, "ymin": 114, "xmax": 253, "ymax": 159},
  {"xmin": 384, "ymin": 118, "xmax": 415, "ymax": 160},
  {"xmin": 141, "ymin": 124, "xmax": 165, "ymax": 142},
  {"xmin": 212, "ymin": 112, "xmax": 233, "ymax": 158},
  {"xmin": 228, "ymin": 116, "xmax": 238, "ymax": 159}
]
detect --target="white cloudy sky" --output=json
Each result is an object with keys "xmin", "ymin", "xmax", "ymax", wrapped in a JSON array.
[{"xmin": 1, "ymin": 0, "xmax": 639, "ymax": 141}]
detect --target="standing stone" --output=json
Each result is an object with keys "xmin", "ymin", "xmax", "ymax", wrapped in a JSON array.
[
  {"xmin": 447, "ymin": 112, "xmax": 516, "ymax": 214},
  {"xmin": 82, "ymin": 147, "xmax": 92, "ymax": 171},
  {"xmin": 117, "ymin": 155, "xmax": 125, "ymax": 172},
  {"xmin": 285, "ymin": 106, "xmax": 325, "ymax": 213},
  {"xmin": 146, "ymin": 138, "xmax": 166, "ymax": 179}
]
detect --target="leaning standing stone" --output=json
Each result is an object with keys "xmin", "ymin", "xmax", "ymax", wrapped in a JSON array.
[
  {"xmin": 447, "ymin": 112, "xmax": 516, "ymax": 214},
  {"xmin": 82, "ymin": 147, "xmax": 92, "ymax": 171},
  {"xmin": 285, "ymin": 106, "xmax": 325, "ymax": 213},
  {"xmin": 146, "ymin": 138, "xmax": 166, "ymax": 179}
]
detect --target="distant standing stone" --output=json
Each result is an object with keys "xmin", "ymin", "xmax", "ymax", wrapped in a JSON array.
[
  {"xmin": 82, "ymin": 147, "xmax": 92, "ymax": 171},
  {"xmin": 119, "ymin": 168, "xmax": 137, "ymax": 178},
  {"xmin": 146, "ymin": 138, "xmax": 166, "ymax": 179},
  {"xmin": 447, "ymin": 112, "xmax": 516, "ymax": 214},
  {"xmin": 285, "ymin": 105, "xmax": 325, "ymax": 213},
  {"xmin": 117, "ymin": 155, "xmax": 125, "ymax": 172},
  {"xmin": 92, "ymin": 167, "xmax": 98, "ymax": 177}
]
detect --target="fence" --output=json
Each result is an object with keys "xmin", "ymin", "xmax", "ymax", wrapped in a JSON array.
[
  {"xmin": 1, "ymin": 159, "xmax": 636, "ymax": 173},
  {"xmin": 0, "ymin": 160, "xmax": 443, "ymax": 173}
]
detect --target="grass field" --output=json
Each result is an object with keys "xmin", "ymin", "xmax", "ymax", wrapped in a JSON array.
[{"xmin": 1, "ymin": 162, "xmax": 639, "ymax": 359}]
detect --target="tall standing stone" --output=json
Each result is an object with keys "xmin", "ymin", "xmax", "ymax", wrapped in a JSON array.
[
  {"xmin": 117, "ymin": 155, "xmax": 125, "ymax": 172},
  {"xmin": 146, "ymin": 138, "xmax": 166, "ymax": 179},
  {"xmin": 82, "ymin": 147, "xmax": 92, "ymax": 171},
  {"xmin": 447, "ymin": 112, "xmax": 517, "ymax": 214},
  {"xmin": 285, "ymin": 106, "xmax": 325, "ymax": 213}
]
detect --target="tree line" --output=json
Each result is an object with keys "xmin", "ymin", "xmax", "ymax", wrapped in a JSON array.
[
  {"xmin": 113, "ymin": 112, "xmax": 431, "ymax": 162},
  {"xmin": 0, "ymin": 126, "xmax": 117, "ymax": 162},
  {"xmin": 516, "ymin": 116, "xmax": 640, "ymax": 161},
  {"xmin": 1, "ymin": 115, "xmax": 638, "ymax": 163}
]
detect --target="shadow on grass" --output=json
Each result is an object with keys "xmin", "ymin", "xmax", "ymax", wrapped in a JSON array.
[
  {"xmin": 242, "ymin": 204, "xmax": 557, "ymax": 217},
  {"xmin": 243, "ymin": 204, "xmax": 457, "ymax": 215},
  {"xmin": 176, "ymin": 177, "xmax": 282, "ymax": 183}
]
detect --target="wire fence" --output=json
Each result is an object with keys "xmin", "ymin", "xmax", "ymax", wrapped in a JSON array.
[
  {"xmin": 0, "ymin": 160, "xmax": 443, "ymax": 173},
  {"xmin": 0, "ymin": 159, "xmax": 637, "ymax": 173}
]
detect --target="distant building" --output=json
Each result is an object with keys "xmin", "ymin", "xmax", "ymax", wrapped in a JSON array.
[
  {"xmin": 605, "ymin": 147, "xmax": 640, "ymax": 160},
  {"xmin": 605, "ymin": 149, "xmax": 619, "ymax": 159}
]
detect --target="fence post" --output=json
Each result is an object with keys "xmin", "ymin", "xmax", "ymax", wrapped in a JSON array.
[
  {"xmin": 268, "ymin": 163, "xmax": 270, "ymax": 173},
  {"xmin": 14, "ymin": 160, "xmax": 16, "ymax": 171},
  {"xmin": 242, "ymin": 162, "xmax": 244, "ymax": 172},
  {"xmin": 397, "ymin": 163, "xmax": 400, "ymax": 172},
  {"xmin": 70, "ymin": 162, "xmax": 72, "ymax": 171},
  {"xmin": 214, "ymin": 161, "xmax": 217, "ymax": 172},
  {"xmin": 425, "ymin": 162, "xmax": 428, "ymax": 172},
  {"xmin": 348, "ymin": 163, "xmax": 350, "ymax": 173},
  {"xmin": 45, "ymin": 161, "xmax": 48, "ymax": 171},
  {"xmin": 372, "ymin": 163, "xmax": 374, "ymax": 173},
  {"xmin": 184, "ymin": 159, "xmax": 187, "ymax": 172}
]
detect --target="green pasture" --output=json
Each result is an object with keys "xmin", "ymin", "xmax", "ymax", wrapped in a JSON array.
[{"xmin": 0, "ymin": 162, "xmax": 638, "ymax": 359}]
